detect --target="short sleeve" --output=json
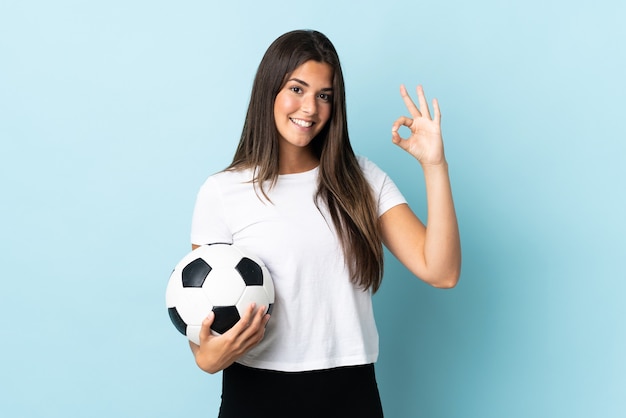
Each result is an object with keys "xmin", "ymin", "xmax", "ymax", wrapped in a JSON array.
[
  {"xmin": 358, "ymin": 156, "xmax": 407, "ymax": 217},
  {"xmin": 190, "ymin": 176, "xmax": 233, "ymax": 245}
]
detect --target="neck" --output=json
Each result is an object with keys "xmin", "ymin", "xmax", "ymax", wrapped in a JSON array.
[{"xmin": 278, "ymin": 146, "xmax": 319, "ymax": 175}]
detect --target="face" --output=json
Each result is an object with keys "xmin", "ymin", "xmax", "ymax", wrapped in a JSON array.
[{"xmin": 273, "ymin": 60, "xmax": 333, "ymax": 154}]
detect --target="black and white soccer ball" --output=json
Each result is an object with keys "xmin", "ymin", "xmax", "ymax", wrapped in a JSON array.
[{"xmin": 165, "ymin": 243, "xmax": 274, "ymax": 345}]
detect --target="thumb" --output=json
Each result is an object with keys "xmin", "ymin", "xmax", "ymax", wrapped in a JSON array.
[{"xmin": 198, "ymin": 311, "xmax": 215, "ymax": 345}]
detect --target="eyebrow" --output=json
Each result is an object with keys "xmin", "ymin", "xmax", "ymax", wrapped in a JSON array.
[{"xmin": 288, "ymin": 77, "xmax": 333, "ymax": 92}]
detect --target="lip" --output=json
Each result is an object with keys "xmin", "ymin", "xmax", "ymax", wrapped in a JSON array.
[{"xmin": 290, "ymin": 117, "xmax": 314, "ymax": 128}]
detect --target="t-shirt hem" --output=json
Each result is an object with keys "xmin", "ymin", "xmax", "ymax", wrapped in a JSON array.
[{"xmin": 235, "ymin": 353, "xmax": 379, "ymax": 373}]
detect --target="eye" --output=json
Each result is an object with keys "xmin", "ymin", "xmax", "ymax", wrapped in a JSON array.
[
  {"xmin": 289, "ymin": 86, "xmax": 303, "ymax": 94},
  {"xmin": 318, "ymin": 93, "xmax": 332, "ymax": 102}
]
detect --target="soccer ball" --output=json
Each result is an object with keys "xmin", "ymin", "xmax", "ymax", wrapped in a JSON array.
[{"xmin": 165, "ymin": 243, "xmax": 274, "ymax": 345}]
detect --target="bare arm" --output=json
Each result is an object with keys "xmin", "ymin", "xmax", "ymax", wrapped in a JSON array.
[{"xmin": 380, "ymin": 85, "xmax": 461, "ymax": 288}]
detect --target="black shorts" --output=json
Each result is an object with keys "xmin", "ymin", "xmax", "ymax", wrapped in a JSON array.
[{"xmin": 218, "ymin": 362, "xmax": 384, "ymax": 418}]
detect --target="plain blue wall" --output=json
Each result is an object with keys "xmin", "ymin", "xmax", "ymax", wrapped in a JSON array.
[{"xmin": 1, "ymin": 1, "xmax": 624, "ymax": 417}]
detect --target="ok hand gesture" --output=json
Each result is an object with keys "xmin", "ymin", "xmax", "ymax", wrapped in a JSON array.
[{"xmin": 391, "ymin": 85, "xmax": 446, "ymax": 167}]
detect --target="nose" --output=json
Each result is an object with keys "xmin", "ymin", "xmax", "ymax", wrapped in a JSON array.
[{"xmin": 301, "ymin": 94, "xmax": 317, "ymax": 115}]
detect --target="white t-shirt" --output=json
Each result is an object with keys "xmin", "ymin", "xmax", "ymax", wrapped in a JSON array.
[{"xmin": 190, "ymin": 156, "xmax": 407, "ymax": 372}]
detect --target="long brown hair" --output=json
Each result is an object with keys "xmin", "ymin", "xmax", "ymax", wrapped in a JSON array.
[{"xmin": 228, "ymin": 30, "xmax": 384, "ymax": 292}]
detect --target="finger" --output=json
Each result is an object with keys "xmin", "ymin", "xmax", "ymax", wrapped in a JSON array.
[
  {"xmin": 239, "ymin": 303, "xmax": 267, "ymax": 336},
  {"xmin": 238, "ymin": 306, "xmax": 268, "ymax": 346},
  {"xmin": 391, "ymin": 116, "xmax": 413, "ymax": 144},
  {"xmin": 245, "ymin": 305, "xmax": 267, "ymax": 333},
  {"xmin": 432, "ymin": 98, "xmax": 441, "ymax": 124},
  {"xmin": 391, "ymin": 115, "xmax": 413, "ymax": 133},
  {"xmin": 226, "ymin": 302, "xmax": 257, "ymax": 336},
  {"xmin": 416, "ymin": 85, "xmax": 431, "ymax": 120},
  {"xmin": 399, "ymin": 84, "xmax": 421, "ymax": 118}
]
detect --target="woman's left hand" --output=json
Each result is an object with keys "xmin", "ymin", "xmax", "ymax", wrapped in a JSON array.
[{"xmin": 391, "ymin": 85, "xmax": 446, "ymax": 166}]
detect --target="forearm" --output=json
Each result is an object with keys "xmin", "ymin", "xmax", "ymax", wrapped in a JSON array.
[{"xmin": 421, "ymin": 162, "xmax": 461, "ymax": 287}]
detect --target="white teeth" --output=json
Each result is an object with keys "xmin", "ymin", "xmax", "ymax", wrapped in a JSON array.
[{"xmin": 291, "ymin": 118, "xmax": 313, "ymax": 128}]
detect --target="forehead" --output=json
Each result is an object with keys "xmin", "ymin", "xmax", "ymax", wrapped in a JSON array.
[{"xmin": 288, "ymin": 60, "xmax": 334, "ymax": 87}]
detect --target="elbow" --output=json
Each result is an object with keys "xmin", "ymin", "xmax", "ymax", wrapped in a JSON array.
[
  {"xmin": 191, "ymin": 345, "xmax": 222, "ymax": 375},
  {"xmin": 432, "ymin": 256, "xmax": 462, "ymax": 289},
  {"xmin": 432, "ymin": 276, "xmax": 458, "ymax": 289},
  {"xmin": 195, "ymin": 357, "xmax": 221, "ymax": 375},
  {"xmin": 426, "ymin": 267, "xmax": 461, "ymax": 289}
]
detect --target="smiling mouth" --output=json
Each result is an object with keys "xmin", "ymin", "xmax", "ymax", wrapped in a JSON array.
[{"xmin": 290, "ymin": 118, "xmax": 314, "ymax": 128}]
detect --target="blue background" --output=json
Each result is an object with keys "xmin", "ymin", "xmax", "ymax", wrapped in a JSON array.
[{"xmin": 1, "ymin": 1, "xmax": 624, "ymax": 417}]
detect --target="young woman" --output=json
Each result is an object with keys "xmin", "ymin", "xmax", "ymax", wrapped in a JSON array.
[{"xmin": 188, "ymin": 29, "xmax": 461, "ymax": 417}]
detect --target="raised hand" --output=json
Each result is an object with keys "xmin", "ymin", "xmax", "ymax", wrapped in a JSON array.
[{"xmin": 391, "ymin": 85, "xmax": 446, "ymax": 166}]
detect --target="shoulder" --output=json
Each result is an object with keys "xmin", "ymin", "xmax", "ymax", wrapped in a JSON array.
[
  {"xmin": 356, "ymin": 155, "xmax": 389, "ymax": 185},
  {"xmin": 199, "ymin": 168, "xmax": 254, "ymax": 190},
  {"xmin": 356, "ymin": 155, "xmax": 376, "ymax": 171}
]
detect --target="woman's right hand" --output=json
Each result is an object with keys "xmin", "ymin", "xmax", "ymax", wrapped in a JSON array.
[{"xmin": 189, "ymin": 303, "xmax": 270, "ymax": 374}]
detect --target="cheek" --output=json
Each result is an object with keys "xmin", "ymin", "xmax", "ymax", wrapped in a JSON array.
[
  {"xmin": 274, "ymin": 93, "xmax": 297, "ymax": 116},
  {"xmin": 319, "ymin": 104, "xmax": 332, "ymax": 125}
]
